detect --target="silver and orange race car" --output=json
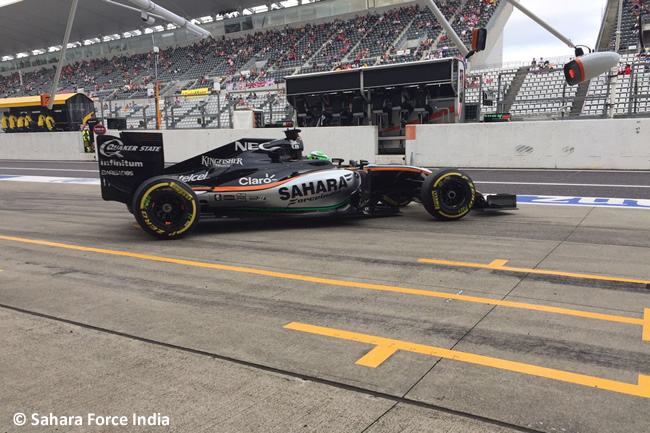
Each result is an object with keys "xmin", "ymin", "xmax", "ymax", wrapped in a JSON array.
[{"xmin": 97, "ymin": 129, "xmax": 516, "ymax": 239}]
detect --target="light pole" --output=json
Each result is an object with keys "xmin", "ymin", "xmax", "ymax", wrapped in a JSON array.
[{"xmin": 48, "ymin": 0, "xmax": 80, "ymax": 110}]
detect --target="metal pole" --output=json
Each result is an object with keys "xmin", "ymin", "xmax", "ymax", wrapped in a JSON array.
[
  {"xmin": 421, "ymin": 0, "xmax": 469, "ymax": 57},
  {"xmin": 155, "ymin": 83, "xmax": 161, "ymax": 129},
  {"xmin": 608, "ymin": 0, "xmax": 623, "ymax": 119},
  {"xmin": 48, "ymin": 0, "xmax": 79, "ymax": 110},
  {"xmin": 477, "ymin": 78, "xmax": 482, "ymax": 119},
  {"xmin": 628, "ymin": 64, "xmax": 636, "ymax": 116},
  {"xmin": 603, "ymin": 75, "xmax": 611, "ymax": 118},
  {"xmin": 153, "ymin": 35, "xmax": 158, "ymax": 82},
  {"xmin": 164, "ymin": 98, "xmax": 169, "ymax": 129},
  {"xmin": 496, "ymin": 73, "xmax": 502, "ymax": 111},
  {"xmin": 128, "ymin": 0, "xmax": 212, "ymax": 38},
  {"xmin": 505, "ymin": 0, "xmax": 575, "ymax": 48},
  {"xmin": 269, "ymin": 97, "xmax": 274, "ymax": 123},
  {"xmin": 217, "ymin": 96, "xmax": 221, "ymax": 128},
  {"xmin": 614, "ymin": 0, "xmax": 623, "ymax": 52}
]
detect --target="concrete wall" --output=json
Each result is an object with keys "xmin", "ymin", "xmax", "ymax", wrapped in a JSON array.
[
  {"xmin": 2, "ymin": 120, "xmax": 649, "ymax": 170},
  {"xmin": 0, "ymin": 132, "xmax": 88, "ymax": 160},
  {"xmin": 406, "ymin": 118, "xmax": 650, "ymax": 169},
  {"xmin": 113, "ymin": 126, "xmax": 378, "ymax": 164}
]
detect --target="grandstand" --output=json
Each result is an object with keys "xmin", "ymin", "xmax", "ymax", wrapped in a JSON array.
[{"xmin": 1, "ymin": 0, "xmax": 649, "ymax": 131}]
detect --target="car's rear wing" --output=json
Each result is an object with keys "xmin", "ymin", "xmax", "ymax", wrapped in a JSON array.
[
  {"xmin": 97, "ymin": 129, "xmax": 305, "ymax": 206},
  {"xmin": 97, "ymin": 132, "xmax": 165, "ymax": 205}
]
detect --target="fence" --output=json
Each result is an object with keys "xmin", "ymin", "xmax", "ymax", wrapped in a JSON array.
[
  {"xmin": 465, "ymin": 57, "xmax": 650, "ymax": 121},
  {"xmin": 97, "ymin": 89, "xmax": 294, "ymax": 130},
  {"xmin": 95, "ymin": 59, "xmax": 650, "ymax": 130}
]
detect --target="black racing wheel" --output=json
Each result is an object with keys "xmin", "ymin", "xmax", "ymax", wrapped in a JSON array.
[
  {"xmin": 421, "ymin": 169, "xmax": 475, "ymax": 221},
  {"xmin": 132, "ymin": 176, "xmax": 199, "ymax": 239}
]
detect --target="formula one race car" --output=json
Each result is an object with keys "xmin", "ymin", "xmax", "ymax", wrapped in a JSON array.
[{"xmin": 97, "ymin": 130, "xmax": 516, "ymax": 239}]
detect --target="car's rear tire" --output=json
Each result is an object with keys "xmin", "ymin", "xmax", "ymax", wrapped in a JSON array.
[
  {"xmin": 132, "ymin": 176, "xmax": 199, "ymax": 239},
  {"xmin": 421, "ymin": 169, "xmax": 475, "ymax": 221}
]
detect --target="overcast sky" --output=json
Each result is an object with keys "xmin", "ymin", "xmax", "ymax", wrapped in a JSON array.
[{"xmin": 502, "ymin": 0, "xmax": 609, "ymax": 63}]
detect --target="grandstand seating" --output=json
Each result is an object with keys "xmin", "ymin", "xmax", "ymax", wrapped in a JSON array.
[
  {"xmin": 465, "ymin": 66, "xmax": 516, "ymax": 114},
  {"xmin": 582, "ymin": 52, "xmax": 650, "ymax": 116},
  {"xmin": 609, "ymin": 1, "xmax": 649, "ymax": 52},
  {"xmin": 1, "ymin": 3, "xmax": 502, "ymax": 101},
  {"xmin": 12, "ymin": 1, "xmax": 649, "ymax": 125},
  {"xmin": 510, "ymin": 67, "xmax": 577, "ymax": 117}
]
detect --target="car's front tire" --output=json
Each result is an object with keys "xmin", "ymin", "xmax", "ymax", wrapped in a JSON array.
[
  {"xmin": 132, "ymin": 176, "xmax": 199, "ymax": 239},
  {"xmin": 421, "ymin": 169, "xmax": 475, "ymax": 221},
  {"xmin": 379, "ymin": 193, "xmax": 412, "ymax": 208}
]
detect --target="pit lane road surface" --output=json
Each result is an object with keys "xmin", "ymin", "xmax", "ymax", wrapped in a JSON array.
[{"xmin": 0, "ymin": 161, "xmax": 649, "ymax": 433}]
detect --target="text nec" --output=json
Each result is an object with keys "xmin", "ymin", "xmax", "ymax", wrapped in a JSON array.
[{"xmin": 234, "ymin": 141, "xmax": 260, "ymax": 151}]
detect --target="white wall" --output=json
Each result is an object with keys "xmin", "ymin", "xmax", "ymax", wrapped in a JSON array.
[
  {"xmin": 134, "ymin": 126, "xmax": 378, "ymax": 163},
  {"xmin": 2, "ymin": 120, "xmax": 649, "ymax": 170},
  {"xmin": 0, "ymin": 126, "xmax": 377, "ymax": 163},
  {"xmin": 0, "ymin": 132, "xmax": 88, "ymax": 160},
  {"xmin": 406, "ymin": 118, "xmax": 650, "ymax": 169}
]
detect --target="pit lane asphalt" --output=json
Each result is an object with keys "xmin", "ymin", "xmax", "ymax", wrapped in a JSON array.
[
  {"xmin": 1, "ymin": 160, "xmax": 649, "ymax": 198},
  {"xmin": 0, "ymin": 165, "xmax": 649, "ymax": 433}
]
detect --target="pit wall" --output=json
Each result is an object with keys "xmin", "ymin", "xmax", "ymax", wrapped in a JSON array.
[
  {"xmin": 158, "ymin": 126, "xmax": 378, "ymax": 164},
  {"xmin": 406, "ymin": 118, "xmax": 650, "ymax": 170},
  {"xmin": 0, "ymin": 132, "xmax": 91, "ymax": 160},
  {"xmin": 0, "ymin": 119, "xmax": 649, "ymax": 170}
]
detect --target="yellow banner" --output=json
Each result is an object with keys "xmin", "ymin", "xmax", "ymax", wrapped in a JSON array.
[{"xmin": 181, "ymin": 88, "xmax": 210, "ymax": 96}]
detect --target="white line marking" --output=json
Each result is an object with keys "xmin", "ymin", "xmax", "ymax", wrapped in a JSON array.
[
  {"xmin": 0, "ymin": 160, "xmax": 94, "ymax": 164},
  {"xmin": 0, "ymin": 167, "xmax": 97, "ymax": 172},
  {"xmin": 517, "ymin": 195, "xmax": 650, "ymax": 209},
  {"xmin": 464, "ymin": 168, "xmax": 650, "ymax": 173},
  {"xmin": 475, "ymin": 181, "xmax": 650, "ymax": 188},
  {"xmin": 0, "ymin": 175, "xmax": 99, "ymax": 185},
  {"xmin": 518, "ymin": 202, "xmax": 650, "ymax": 210}
]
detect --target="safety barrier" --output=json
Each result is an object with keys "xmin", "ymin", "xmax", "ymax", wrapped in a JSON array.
[
  {"xmin": 1, "ymin": 120, "xmax": 648, "ymax": 169},
  {"xmin": 0, "ymin": 132, "xmax": 90, "ymax": 160},
  {"xmin": 406, "ymin": 118, "xmax": 650, "ymax": 170}
]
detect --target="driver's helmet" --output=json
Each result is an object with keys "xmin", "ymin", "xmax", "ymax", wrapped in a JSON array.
[{"xmin": 308, "ymin": 151, "xmax": 329, "ymax": 161}]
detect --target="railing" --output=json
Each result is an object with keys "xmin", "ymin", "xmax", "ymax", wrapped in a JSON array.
[
  {"xmin": 98, "ymin": 91, "xmax": 293, "ymax": 130},
  {"xmin": 464, "ymin": 61, "xmax": 650, "ymax": 120}
]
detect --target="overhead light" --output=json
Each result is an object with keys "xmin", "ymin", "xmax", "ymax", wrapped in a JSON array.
[{"xmin": 564, "ymin": 52, "xmax": 621, "ymax": 85}]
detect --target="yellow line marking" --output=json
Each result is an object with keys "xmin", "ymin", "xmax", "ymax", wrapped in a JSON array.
[
  {"xmin": 355, "ymin": 345, "xmax": 399, "ymax": 368},
  {"xmin": 284, "ymin": 322, "xmax": 650, "ymax": 399},
  {"xmin": 0, "ymin": 234, "xmax": 643, "ymax": 327},
  {"xmin": 644, "ymin": 309, "xmax": 650, "ymax": 342},
  {"xmin": 418, "ymin": 258, "xmax": 650, "ymax": 286}
]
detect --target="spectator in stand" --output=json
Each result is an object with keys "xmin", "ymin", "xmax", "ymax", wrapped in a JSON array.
[{"xmin": 530, "ymin": 58, "xmax": 537, "ymax": 71}]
